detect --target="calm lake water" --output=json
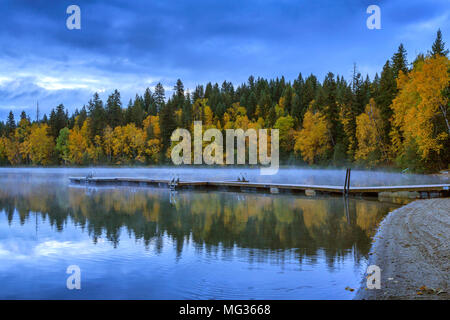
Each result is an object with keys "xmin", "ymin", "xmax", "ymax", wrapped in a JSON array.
[{"xmin": 0, "ymin": 168, "xmax": 426, "ymax": 299}]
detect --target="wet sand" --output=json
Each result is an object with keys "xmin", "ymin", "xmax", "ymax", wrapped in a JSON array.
[{"xmin": 355, "ymin": 198, "xmax": 450, "ymax": 300}]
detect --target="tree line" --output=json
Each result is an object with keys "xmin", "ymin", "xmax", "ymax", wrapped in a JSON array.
[{"xmin": 0, "ymin": 30, "xmax": 448, "ymax": 172}]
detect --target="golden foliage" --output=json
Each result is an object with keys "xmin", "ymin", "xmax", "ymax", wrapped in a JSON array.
[
  {"xmin": 68, "ymin": 125, "xmax": 88, "ymax": 165},
  {"xmin": 294, "ymin": 108, "xmax": 331, "ymax": 164},
  {"xmin": 23, "ymin": 124, "xmax": 55, "ymax": 165},
  {"xmin": 390, "ymin": 55, "xmax": 450, "ymax": 160},
  {"xmin": 355, "ymin": 99, "xmax": 385, "ymax": 165}
]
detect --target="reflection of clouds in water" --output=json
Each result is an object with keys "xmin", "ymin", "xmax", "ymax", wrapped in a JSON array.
[
  {"xmin": 0, "ymin": 239, "xmax": 108, "ymax": 262},
  {"xmin": 34, "ymin": 239, "xmax": 107, "ymax": 256}
]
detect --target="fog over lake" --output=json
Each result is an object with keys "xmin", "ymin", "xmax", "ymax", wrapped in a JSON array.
[{"xmin": 0, "ymin": 167, "xmax": 446, "ymax": 187}]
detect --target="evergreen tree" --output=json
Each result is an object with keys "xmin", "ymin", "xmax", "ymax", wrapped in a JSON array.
[
  {"xmin": 87, "ymin": 93, "xmax": 106, "ymax": 139},
  {"xmin": 48, "ymin": 104, "xmax": 69, "ymax": 139},
  {"xmin": 281, "ymin": 86, "xmax": 293, "ymax": 116},
  {"xmin": 291, "ymin": 73, "xmax": 305, "ymax": 122},
  {"xmin": 77, "ymin": 106, "xmax": 88, "ymax": 126},
  {"xmin": 174, "ymin": 79, "xmax": 185, "ymax": 107},
  {"xmin": 128, "ymin": 94, "xmax": 145, "ymax": 127},
  {"xmin": 182, "ymin": 92, "xmax": 193, "ymax": 127},
  {"xmin": 0, "ymin": 122, "xmax": 5, "ymax": 138},
  {"xmin": 392, "ymin": 44, "xmax": 408, "ymax": 77},
  {"xmin": 106, "ymin": 89, "xmax": 123, "ymax": 128},
  {"xmin": 159, "ymin": 100, "xmax": 177, "ymax": 156},
  {"xmin": 258, "ymin": 89, "xmax": 272, "ymax": 119},
  {"xmin": 320, "ymin": 72, "xmax": 340, "ymax": 146},
  {"xmin": 125, "ymin": 99, "xmax": 133, "ymax": 124},
  {"xmin": 376, "ymin": 61, "xmax": 396, "ymax": 129},
  {"xmin": 154, "ymin": 82, "xmax": 165, "ymax": 112},
  {"xmin": 192, "ymin": 85, "xmax": 204, "ymax": 102},
  {"xmin": 144, "ymin": 88, "xmax": 157, "ymax": 115},
  {"xmin": 303, "ymin": 75, "xmax": 319, "ymax": 108},
  {"xmin": 351, "ymin": 67, "xmax": 367, "ymax": 114},
  {"xmin": 6, "ymin": 111, "xmax": 15, "ymax": 136},
  {"xmin": 247, "ymin": 91, "xmax": 257, "ymax": 119},
  {"xmin": 20, "ymin": 111, "xmax": 28, "ymax": 121},
  {"xmin": 430, "ymin": 29, "xmax": 449, "ymax": 57}
]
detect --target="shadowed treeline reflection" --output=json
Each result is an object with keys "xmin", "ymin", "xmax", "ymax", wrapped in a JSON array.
[{"xmin": 0, "ymin": 182, "xmax": 398, "ymax": 263}]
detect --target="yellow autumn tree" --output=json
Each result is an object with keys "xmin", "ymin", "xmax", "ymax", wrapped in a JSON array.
[
  {"xmin": 294, "ymin": 108, "xmax": 330, "ymax": 164},
  {"xmin": 88, "ymin": 135, "xmax": 103, "ymax": 164},
  {"xmin": 0, "ymin": 137, "xmax": 8, "ymax": 164},
  {"xmin": 24, "ymin": 124, "xmax": 55, "ymax": 165},
  {"xmin": 143, "ymin": 115, "xmax": 162, "ymax": 163},
  {"xmin": 68, "ymin": 119, "xmax": 90, "ymax": 165},
  {"xmin": 15, "ymin": 118, "xmax": 31, "ymax": 163},
  {"xmin": 102, "ymin": 125, "xmax": 114, "ymax": 162},
  {"xmin": 390, "ymin": 54, "xmax": 449, "ymax": 168},
  {"xmin": 112, "ymin": 123, "xmax": 147, "ymax": 163},
  {"xmin": 5, "ymin": 137, "xmax": 22, "ymax": 165},
  {"xmin": 192, "ymin": 98, "xmax": 208, "ymax": 121},
  {"xmin": 274, "ymin": 115, "xmax": 295, "ymax": 154},
  {"xmin": 355, "ymin": 99, "xmax": 385, "ymax": 165},
  {"xmin": 222, "ymin": 112, "xmax": 233, "ymax": 129},
  {"xmin": 68, "ymin": 129, "xmax": 86, "ymax": 165},
  {"xmin": 275, "ymin": 96, "xmax": 287, "ymax": 118}
]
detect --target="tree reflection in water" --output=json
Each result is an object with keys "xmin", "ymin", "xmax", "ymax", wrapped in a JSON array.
[{"xmin": 0, "ymin": 181, "xmax": 399, "ymax": 267}]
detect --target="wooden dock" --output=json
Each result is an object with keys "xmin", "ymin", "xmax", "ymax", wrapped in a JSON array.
[{"xmin": 69, "ymin": 177, "xmax": 450, "ymax": 198}]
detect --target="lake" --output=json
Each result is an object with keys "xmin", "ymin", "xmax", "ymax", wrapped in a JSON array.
[{"xmin": 0, "ymin": 167, "xmax": 434, "ymax": 299}]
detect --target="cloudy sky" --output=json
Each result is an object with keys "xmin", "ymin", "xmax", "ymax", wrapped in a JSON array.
[{"xmin": 0, "ymin": 0, "xmax": 448, "ymax": 120}]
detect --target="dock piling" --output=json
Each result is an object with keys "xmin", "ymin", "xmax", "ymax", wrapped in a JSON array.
[{"xmin": 344, "ymin": 168, "xmax": 351, "ymax": 196}]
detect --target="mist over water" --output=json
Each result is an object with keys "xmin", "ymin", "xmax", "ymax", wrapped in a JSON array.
[{"xmin": 0, "ymin": 167, "xmax": 446, "ymax": 187}]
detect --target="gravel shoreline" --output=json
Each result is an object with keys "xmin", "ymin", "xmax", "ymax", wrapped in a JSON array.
[{"xmin": 355, "ymin": 198, "xmax": 450, "ymax": 300}]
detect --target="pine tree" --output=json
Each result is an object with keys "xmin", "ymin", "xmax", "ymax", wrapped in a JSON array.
[
  {"xmin": 430, "ymin": 29, "xmax": 449, "ymax": 57},
  {"xmin": 376, "ymin": 60, "xmax": 398, "ymax": 143},
  {"xmin": 258, "ymin": 89, "xmax": 271, "ymax": 119},
  {"xmin": 352, "ymin": 67, "xmax": 370, "ymax": 114},
  {"xmin": 292, "ymin": 73, "xmax": 305, "ymax": 123},
  {"xmin": 320, "ymin": 72, "xmax": 340, "ymax": 147},
  {"xmin": 6, "ymin": 111, "xmax": 15, "ymax": 136},
  {"xmin": 159, "ymin": 100, "xmax": 176, "ymax": 157},
  {"xmin": 154, "ymin": 82, "xmax": 165, "ymax": 113},
  {"xmin": 87, "ymin": 93, "xmax": 106, "ymax": 139},
  {"xmin": 192, "ymin": 85, "xmax": 204, "ymax": 102},
  {"xmin": 174, "ymin": 79, "xmax": 185, "ymax": 108},
  {"xmin": 182, "ymin": 92, "xmax": 192, "ymax": 127},
  {"xmin": 392, "ymin": 44, "xmax": 408, "ymax": 77},
  {"xmin": 125, "ymin": 99, "xmax": 133, "ymax": 124},
  {"xmin": 77, "ymin": 106, "xmax": 88, "ymax": 127},
  {"xmin": 144, "ymin": 88, "xmax": 157, "ymax": 115},
  {"xmin": 246, "ymin": 91, "xmax": 257, "ymax": 119},
  {"xmin": 129, "ymin": 94, "xmax": 145, "ymax": 127},
  {"xmin": 303, "ymin": 75, "xmax": 319, "ymax": 109},
  {"xmin": 48, "ymin": 104, "xmax": 69, "ymax": 139},
  {"xmin": 106, "ymin": 89, "xmax": 123, "ymax": 128},
  {"xmin": 20, "ymin": 111, "xmax": 28, "ymax": 121}
]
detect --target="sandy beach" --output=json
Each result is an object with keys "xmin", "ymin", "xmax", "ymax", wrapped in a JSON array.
[{"xmin": 355, "ymin": 198, "xmax": 450, "ymax": 300}]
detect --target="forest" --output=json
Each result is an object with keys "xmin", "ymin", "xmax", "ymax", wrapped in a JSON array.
[{"xmin": 0, "ymin": 30, "xmax": 448, "ymax": 173}]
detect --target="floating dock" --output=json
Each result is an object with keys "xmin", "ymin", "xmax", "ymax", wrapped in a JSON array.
[{"xmin": 69, "ymin": 177, "xmax": 450, "ymax": 198}]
